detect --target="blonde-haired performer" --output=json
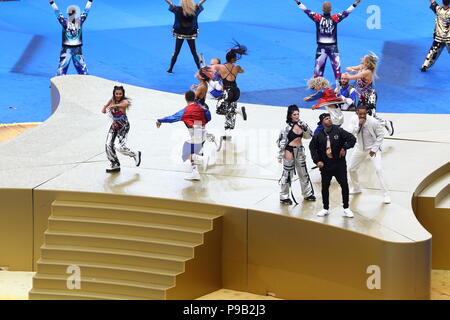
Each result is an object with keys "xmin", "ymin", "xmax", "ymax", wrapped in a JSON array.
[
  {"xmin": 49, "ymin": 0, "xmax": 93, "ymax": 75},
  {"xmin": 304, "ymin": 76, "xmax": 345, "ymax": 135},
  {"xmin": 342, "ymin": 54, "xmax": 394, "ymax": 136},
  {"xmin": 164, "ymin": 0, "xmax": 207, "ymax": 73}
]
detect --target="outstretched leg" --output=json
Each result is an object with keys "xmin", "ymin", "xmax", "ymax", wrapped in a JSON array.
[
  {"xmin": 168, "ymin": 38, "xmax": 184, "ymax": 73},
  {"xmin": 116, "ymin": 122, "xmax": 136, "ymax": 158},
  {"xmin": 422, "ymin": 41, "xmax": 445, "ymax": 71},
  {"xmin": 187, "ymin": 39, "xmax": 201, "ymax": 70}
]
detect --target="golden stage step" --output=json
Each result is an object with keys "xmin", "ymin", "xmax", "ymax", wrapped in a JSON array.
[
  {"xmin": 33, "ymin": 273, "xmax": 171, "ymax": 299},
  {"xmin": 45, "ymin": 230, "xmax": 199, "ymax": 257},
  {"xmin": 48, "ymin": 215, "xmax": 206, "ymax": 243},
  {"xmin": 41, "ymin": 244, "xmax": 188, "ymax": 271},
  {"xmin": 29, "ymin": 288, "xmax": 147, "ymax": 300},
  {"xmin": 30, "ymin": 198, "xmax": 223, "ymax": 300},
  {"xmin": 52, "ymin": 200, "xmax": 220, "ymax": 229},
  {"xmin": 37, "ymin": 258, "xmax": 179, "ymax": 285}
]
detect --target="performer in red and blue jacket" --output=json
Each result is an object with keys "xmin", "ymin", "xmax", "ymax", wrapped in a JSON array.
[{"xmin": 156, "ymin": 90, "xmax": 211, "ymax": 181}]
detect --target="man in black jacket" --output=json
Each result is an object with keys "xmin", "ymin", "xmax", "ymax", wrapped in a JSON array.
[{"xmin": 309, "ymin": 113, "xmax": 356, "ymax": 217}]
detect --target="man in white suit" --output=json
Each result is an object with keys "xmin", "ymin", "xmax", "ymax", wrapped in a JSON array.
[{"xmin": 347, "ymin": 105, "xmax": 391, "ymax": 204}]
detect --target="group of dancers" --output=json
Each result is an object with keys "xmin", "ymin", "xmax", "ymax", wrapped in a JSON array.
[
  {"xmin": 278, "ymin": 53, "xmax": 392, "ymax": 218},
  {"xmin": 47, "ymin": 0, "xmax": 450, "ymax": 218}
]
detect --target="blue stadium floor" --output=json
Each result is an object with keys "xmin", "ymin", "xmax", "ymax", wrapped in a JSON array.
[{"xmin": 1, "ymin": 0, "xmax": 449, "ymax": 124}]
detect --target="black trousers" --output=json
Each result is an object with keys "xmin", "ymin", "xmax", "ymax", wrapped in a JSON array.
[
  {"xmin": 168, "ymin": 38, "xmax": 201, "ymax": 71},
  {"xmin": 320, "ymin": 161, "xmax": 349, "ymax": 210}
]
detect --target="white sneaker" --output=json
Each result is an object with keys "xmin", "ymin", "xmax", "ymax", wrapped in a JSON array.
[
  {"xmin": 349, "ymin": 189, "xmax": 362, "ymax": 195},
  {"xmin": 383, "ymin": 193, "xmax": 391, "ymax": 204},
  {"xmin": 185, "ymin": 168, "xmax": 201, "ymax": 181},
  {"xmin": 343, "ymin": 208, "xmax": 354, "ymax": 218},
  {"xmin": 317, "ymin": 209, "xmax": 329, "ymax": 217}
]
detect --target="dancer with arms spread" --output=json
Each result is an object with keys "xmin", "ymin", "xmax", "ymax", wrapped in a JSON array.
[
  {"xmin": 292, "ymin": 0, "xmax": 361, "ymax": 87},
  {"xmin": 49, "ymin": 0, "xmax": 93, "ymax": 75},
  {"xmin": 165, "ymin": 0, "xmax": 207, "ymax": 73}
]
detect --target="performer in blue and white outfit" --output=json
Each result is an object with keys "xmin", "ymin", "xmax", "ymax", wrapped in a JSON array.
[
  {"xmin": 337, "ymin": 77, "xmax": 358, "ymax": 111},
  {"xmin": 49, "ymin": 0, "xmax": 92, "ymax": 76}
]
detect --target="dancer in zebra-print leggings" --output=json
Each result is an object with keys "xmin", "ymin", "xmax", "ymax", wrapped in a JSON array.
[{"xmin": 102, "ymin": 86, "xmax": 141, "ymax": 173}]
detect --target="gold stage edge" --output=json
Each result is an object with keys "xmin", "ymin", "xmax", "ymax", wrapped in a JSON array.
[{"xmin": 0, "ymin": 75, "xmax": 449, "ymax": 300}]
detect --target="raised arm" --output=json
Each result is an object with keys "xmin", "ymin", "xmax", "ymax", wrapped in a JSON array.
[
  {"xmin": 294, "ymin": 1, "xmax": 322, "ymax": 22},
  {"xmin": 49, "ymin": 0, "xmax": 66, "ymax": 25},
  {"xmin": 430, "ymin": 0, "xmax": 438, "ymax": 14},
  {"xmin": 165, "ymin": 0, "xmax": 175, "ymax": 7},
  {"xmin": 332, "ymin": 0, "xmax": 361, "ymax": 23},
  {"xmin": 198, "ymin": 0, "xmax": 207, "ymax": 6},
  {"xmin": 79, "ymin": 0, "xmax": 93, "ymax": 24}
]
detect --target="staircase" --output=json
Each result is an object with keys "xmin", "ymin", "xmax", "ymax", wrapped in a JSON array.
[
  {"xmin": 29, "ymin": 200, "xmax": 223, "ymax": 300},
  {"xmin": 414, "ymin": 169, "xmax": 450, "ymax": 270}
]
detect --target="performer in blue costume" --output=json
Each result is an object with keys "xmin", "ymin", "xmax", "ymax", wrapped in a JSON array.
[{"xmin": 49, "ymin": 0, "xmax": 93, "ymax": 76}]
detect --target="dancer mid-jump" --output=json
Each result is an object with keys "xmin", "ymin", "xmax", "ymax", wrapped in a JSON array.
[
  {"xmin": 293, "ymin": 0, "xmax": 361, "ymax": 86},
  {"xmin": 49, "ymin": 0, "xmax": 93, "ymax": 76},
  {"xmin": 212, "ymin": 42, "xmax": 248, "ymax": 139},
  {"xmin": 165, "ymin": 0, "xmax": 207, "ymax": 73}
]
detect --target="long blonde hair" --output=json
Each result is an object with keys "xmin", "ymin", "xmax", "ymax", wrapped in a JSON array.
[
  {"xmin": 363, "ymin": 53, "xmax": 379, "ymax": 80},
  {"xmin": 180, "ymin": 0, "xmax": 196, "ymax": 16}
]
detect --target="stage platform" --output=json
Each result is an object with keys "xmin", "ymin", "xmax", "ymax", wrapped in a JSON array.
[{"xmin": 0, "ymin": 75, "xmax": 449, "ymax": 299}]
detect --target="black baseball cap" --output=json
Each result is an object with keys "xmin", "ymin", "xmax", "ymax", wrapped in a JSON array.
[{"xmin": 317, "ymin": 113, "xmax": 331, "ymax": 125}]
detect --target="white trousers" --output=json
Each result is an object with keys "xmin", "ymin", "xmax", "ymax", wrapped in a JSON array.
[{"xmin": 348, "ymin": 149, "xmax": 389, "ymax": 193}]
